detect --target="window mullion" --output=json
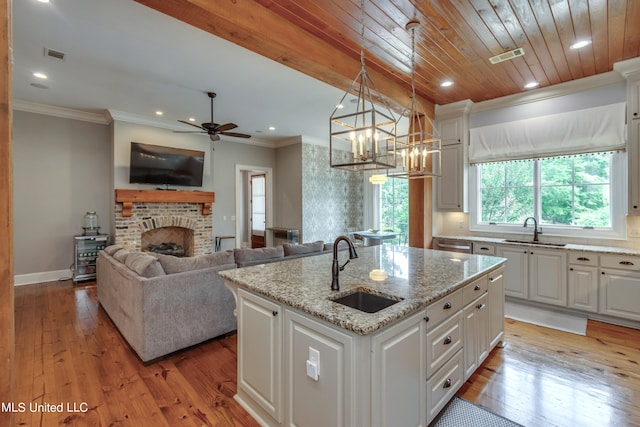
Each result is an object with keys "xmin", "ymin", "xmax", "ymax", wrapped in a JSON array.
[{"xmin": 534, "ymin": 159, "xmax": 541, "ymax": 220}]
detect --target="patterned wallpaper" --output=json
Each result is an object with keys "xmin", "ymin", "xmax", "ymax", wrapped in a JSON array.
[{"xmin": 302, "ymin": 144, "xmax": 363, "ymax": 243}]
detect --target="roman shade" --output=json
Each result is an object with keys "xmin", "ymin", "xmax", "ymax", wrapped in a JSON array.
[{"xmin": 469, "ymin": 102, "xmax": 626, "ymax": 164}]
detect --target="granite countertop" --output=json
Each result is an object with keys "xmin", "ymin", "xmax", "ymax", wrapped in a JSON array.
[
  {"xmin": 434, "ymin": 235, "xmax": 640, "ymax": 256},
  {"xmin": 218, "ymin": 246, "xmax": 505, "ymax": 336}
]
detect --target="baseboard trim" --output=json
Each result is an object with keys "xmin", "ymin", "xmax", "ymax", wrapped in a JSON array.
[
  {"xmin": 14, "ymin": 270, "xmax": 73, "ymax": 286},
  {"xmin": 505, "ymin": 299, "xmax": 588, "ymax": 336}
]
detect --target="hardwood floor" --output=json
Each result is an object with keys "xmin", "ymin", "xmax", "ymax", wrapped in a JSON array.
[{"xmin": 13, "ymin": 280, "xmax": 640, "ymax": 426}]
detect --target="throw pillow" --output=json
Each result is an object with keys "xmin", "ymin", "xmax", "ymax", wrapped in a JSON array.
[
  {"xmin": 155, "ymin": 251, "xmax": 235, "ymax": 274},
  {"xmin": 103, "ymin": 244, "xmax": 123, "ymax": 256},
  {"xmin": 112, "ymin": 249, "xmax": 130, "ymax": 263},
  {"xmin": 283, "ymin": 240, "xmax": 324, "ymax": 256},
  {"xmin": 233, "ymin": 246, "xmax": 284, "ymax": 264},
  {"xmin": 124, "ymin": 252, "xmax": 166, "ymax": 278}
]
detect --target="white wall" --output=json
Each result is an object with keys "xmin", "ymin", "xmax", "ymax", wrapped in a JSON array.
[{"xmin": 13, "ymin": 111, "xmax": 111, "ymax": 279}]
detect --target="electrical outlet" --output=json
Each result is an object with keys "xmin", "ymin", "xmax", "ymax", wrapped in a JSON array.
[
  {"xmin": 630, "ymin": 228, "xmax": 640, "ymax": 238},
  {"xmin": 306, "ymin": 347, "xmax": 320, "ymax": 381}
]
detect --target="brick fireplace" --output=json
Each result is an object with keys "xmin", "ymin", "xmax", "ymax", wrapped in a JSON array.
[{"xmin": 114, "ymin": 190, "xmax": 215, "ymax": 256}]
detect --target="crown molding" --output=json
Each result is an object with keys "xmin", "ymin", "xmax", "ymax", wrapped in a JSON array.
[
  {"xmin": 435, "ymin": 99, "xmax": 474, "ymax": 119},
  {"xmin": 614, "ymin": 57, "xmax": 640, "ymax": 80},
  {"xmin": 13, "ymin": 99, "xmax": 110, "ymax": 124}
]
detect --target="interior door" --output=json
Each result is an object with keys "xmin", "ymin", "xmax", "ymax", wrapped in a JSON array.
[{"xmin": 251, "ymin": 174, "xmax": 266, "ymax": 248}]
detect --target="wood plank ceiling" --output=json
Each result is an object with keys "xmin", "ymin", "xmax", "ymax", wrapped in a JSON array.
[{"xmin": 136, "ymin": 0, "xmax": 640, "ymax": 110}]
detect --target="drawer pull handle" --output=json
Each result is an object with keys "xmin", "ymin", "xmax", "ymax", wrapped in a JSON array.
[
  {"xmin": 480, "ymin": 247, "xmax": 489, "ymax": 251},
  {"xmin": 474, "ymin": 284, "xmax": 481, "ymax": 291},
  {"xmin": 577, "ymin": 257, "xmax": 590, "ymax": 261},
  {"xmin": 443, "ymin": 335, "xmax": 452, "ymax": 345},
  {"xmin": 477, "ymin": 303, "xmax": 486, "ymax": 310},
  {"xmin": 443, "ymin": 302, "xmax": 452, "ymax": 310},
  {"xmin": 619, "ymin": 261, "xmax": 635, "ymax": 266},
  {"xmin": 443, "ymin": 378, "xmax": 452, "ymax": 389}
]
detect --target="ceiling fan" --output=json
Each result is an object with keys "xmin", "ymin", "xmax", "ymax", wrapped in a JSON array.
[{"xmin": 176, "ymin": 92, "xmax": 251, "ymax": 141}]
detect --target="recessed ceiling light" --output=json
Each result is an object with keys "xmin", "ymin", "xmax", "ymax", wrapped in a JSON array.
[
  {"xmin": 33, "ymin": 72, "xmax": 47, "ymax": 79},
  {"xmin": 188, "ymin": 118, "xmax": 196, "ymax": 122},
  {"xmin": 524, "ymin": 81, "xmax": 539, "ymax": 89},
  {"xmin": 440, "ymin": 80, "xmax": 453, "ymax": 87},
  {"xmin": 570, "ymin": 40, "xmax": 591, "ymax": 50},
  {"xmin": 336, "ymin": 104, "xmax": 344, "ymax": 109},
  {"xmin": 268, "ymin": 126, "xmax": 276, "ymax": 131},
  {"xmin": 155, "ymin": 111, "xmax": 163, "ymax": 116},
  {"xmin": 37, "ymin": 0, "xmax": 50, "ymax": 3}
]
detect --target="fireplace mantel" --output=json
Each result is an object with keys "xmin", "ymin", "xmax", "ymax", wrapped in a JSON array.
[{"xmin": 115, "ymin": 189, "xmax": 215, "ymax": 217}]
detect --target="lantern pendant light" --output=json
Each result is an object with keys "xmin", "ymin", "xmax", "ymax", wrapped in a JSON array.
[
  {"xmin": 329, "ymin": 0, "xmax": 397, "ymax": 171},
  {"xmin": 389, "ymin": 20, "xmax": 441, "ymax": 179}
]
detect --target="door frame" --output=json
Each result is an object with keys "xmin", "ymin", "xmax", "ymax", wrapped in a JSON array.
[{"xmin": 235, "ymin": 164, "xmax": 273, "ymax": 248}]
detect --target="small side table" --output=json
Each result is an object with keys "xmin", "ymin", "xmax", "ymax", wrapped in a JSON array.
[{"xmin": 215, "ymin": 235, "xmax": 235, "ymax": 252}]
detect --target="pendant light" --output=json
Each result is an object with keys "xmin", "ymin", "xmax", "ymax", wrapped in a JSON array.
[
  {"xmin": 389, "ymin": 20, "xmax": 441, "ymax": 179},
  {"xmin": 329, "ymin": 0, "xmax": 397, "ymax": 172}
]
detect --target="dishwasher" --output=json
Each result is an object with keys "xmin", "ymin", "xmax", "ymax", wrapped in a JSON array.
[{"xmin": 433, "ymin": 238, "xmax": 473, "ymax": 253}]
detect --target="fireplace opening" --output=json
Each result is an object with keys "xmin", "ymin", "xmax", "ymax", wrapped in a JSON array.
[
  {"xmin": 147, "ymin": 242, "xmax": 185, "ymax": 257},
  {"xmin": 141, "ymin": 226, "xmax": 194, "ymax": 257}
]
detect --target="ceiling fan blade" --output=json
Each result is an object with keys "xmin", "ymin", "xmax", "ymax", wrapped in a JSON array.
[
  {"xmin": 178, "ymin": 120, "xmax": 205, "ymax": 130},
  {"xmin": 173, "ymin": 130, "xmax": 206, "ymax": 134},
  {"xmin": 220, "ymin": 131, "xmax": 251, "ymax": 139},
  {"xmin": 209, "ymin": 134, "xmax": 221, "ymax": 141},
  {"xmin": 214, "ymin": 123, "xmax": 238, "ymax": 132}
]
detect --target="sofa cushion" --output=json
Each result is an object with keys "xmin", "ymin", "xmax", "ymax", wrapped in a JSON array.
[
  {"xmin": 234, "ymin": 246, "xmax": 284, "ymax": 266},
  {"xmin": 124, "ymin": 251, "xmax": 166, "ymax": 278},
  {"xmin": 104, "ymin": 244, "xmax": 123, "ymax": 256},
  {"xmin": 113, "ymin": 248, "xmax": 130, "ymax": 263},
  {"xmin": 283, "ymin": 240, "xmax": 324, "ymax": 256},
  {"xmin": 156, "ymin": 251, "xmax": 235, "ymax": 274}
]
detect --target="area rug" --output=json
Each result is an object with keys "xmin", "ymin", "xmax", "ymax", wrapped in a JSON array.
[{"xmin": 431, "ymin": 397, "xmax": 523, "ymax": 427}]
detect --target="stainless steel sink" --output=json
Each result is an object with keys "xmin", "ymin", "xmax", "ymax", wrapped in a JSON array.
[
  {"xmin": 504, "ymin": 239, "xmax": 566, "ymax": 247},
  {"xmin": 330, "ymin": 288, "xmax": 402, "ymax": 313}
]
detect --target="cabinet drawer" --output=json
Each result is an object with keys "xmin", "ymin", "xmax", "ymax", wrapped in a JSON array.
[
  {"xmin": 473, "ymin": 243, "xmax": 495, "ymax": 255},
  {"xmin": 426, "ymin": 289, "xmax": 463, "ymax": 330},
  {"xmin": 600, "ymin": 255, "xmax": 640, "ymax": 271},
  {"xmin": 568, "ymin": 252, "xmax": 598, "ymax": 266},
  {"xmin": 462, "ymin": 276, "xmax": 488, "ymax": 306},
  {"xmin": 426, "ymin": 349, "xmax": 464, "ymax": 424},
  {"xmin": 426, "ymin": 311, "xmax": 463, "ymax": 377}
]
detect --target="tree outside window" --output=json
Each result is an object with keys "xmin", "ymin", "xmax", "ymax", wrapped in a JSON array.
[
  {"xmin": 478, "ymin": 153, "xmax": 612, "ymax": 228},
  {"xmin": 380, "ymin": 178, "xmax": 408, "ymax": 245}
]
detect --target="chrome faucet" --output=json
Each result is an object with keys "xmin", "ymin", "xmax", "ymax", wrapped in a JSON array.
[
  {"xmin": 331, "ymin": 235, "xmax": 358, "ymax": 291},
  {"xmin": 523, "ymin": 217, "xmax": 542, "ymax": 242}
]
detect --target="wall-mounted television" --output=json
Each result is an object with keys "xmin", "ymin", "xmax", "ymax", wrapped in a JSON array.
[{"xmin": 129, "ymin": 142, "xmax": 205, "ymax": 187}]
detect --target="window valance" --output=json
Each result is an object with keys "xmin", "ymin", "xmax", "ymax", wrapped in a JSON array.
[{"xmin": 469, "ymin": 102, "xmax": 626, "ymax": 164}]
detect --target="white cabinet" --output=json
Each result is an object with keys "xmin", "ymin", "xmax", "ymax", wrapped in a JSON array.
[
  {"xmin": 629, "ymin": 79, "xmax": 640, "ymax": 120},
  {"xmin": 463, "ymin": 293, "xmax": 489, "ymax": 380},
  {"xmin": 599, "ymin": 255, "xmax": 640, "ymax": 322},
  {"xmin": 568, "ymin": 252, "xmax": 599, "ymax": 313},
  {"xmin": 435, "ymin": 111, "xmax": 469, "ymax": 212},
  {"xmin": 487, "ymin": 268, "xmax": 505, "ymax": 349},
  {"xmin": 437, "ymin": 143, "xmax": 466, "ymax": 211},
  {"xmin": 285, "ymin": 309, "xmax": 355, "ymax": 427},
  {"xmin": 473, "ymin": 242, "xmax": 496, "ymax": 255},
  {"xmin": 529, "ymin": 248, "xmax": 567, "ymax": 306},
  {"xmin": 497, "ymin": 245, "xmax": 567, "ymax": 306},
  {"xmin": 237, "ymin": 288, "xmax": 283, "ymax": 423},
  {"xmin": 371, "ymin": 310, "xmax": 426, "ymax": 427},
  {"xmin": 496, "ymin": 245, "xmax": 529, "ymax": 298},
  {"xmin": 629, "ymin": 120, "xmax": 640, "ymax": 214}
]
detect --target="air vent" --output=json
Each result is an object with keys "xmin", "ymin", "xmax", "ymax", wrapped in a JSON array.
[
  {"xmin": 489, "ymin": 48, "xmax": 524, "ymax": 64},
  {"xmin": 44, "ymin": 48, "xmax": 66, "ymax": 61}
]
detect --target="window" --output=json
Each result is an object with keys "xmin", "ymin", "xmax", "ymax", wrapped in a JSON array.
[
  {"xmin": 471, "ymin": 152, "xmax": 626, "ymax": 238},
  {"xmin": 379, "ymin": 178, "xmax": 408, "ymax": 245}
]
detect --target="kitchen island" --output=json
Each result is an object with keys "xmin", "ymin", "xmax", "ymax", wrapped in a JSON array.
[{"xmin": 219, "ymin": 245, "xmax": 506, "ymax": 427}]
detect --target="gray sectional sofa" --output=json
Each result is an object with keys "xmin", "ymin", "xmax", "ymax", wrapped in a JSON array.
[{"xmin": 97, "ymin": 240, "xmax": 330, "ymax": 362}]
